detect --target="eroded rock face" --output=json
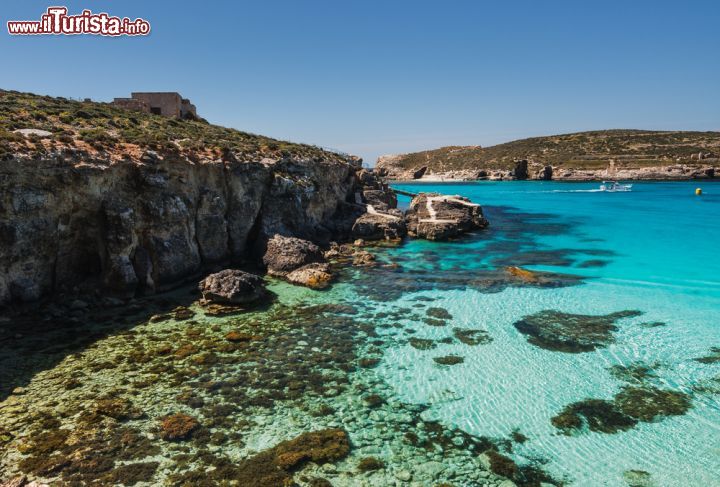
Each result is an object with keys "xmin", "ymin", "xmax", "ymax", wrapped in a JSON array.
[
  {"xmin": 263, "ymin": 235, "xmax": 324, "ymax": 276},
  {"xmin": 405, "ymin": 193, "xmax": 489, "ymax": 240},
  {"xmin": 537, "ymin": 165, "xmax": 553, "ymax": 180},
  {"xmin": 412, "ymin": 166, "xmax": 428, "ymax": 179},
  {"xmin": 0, "ymin": 154, "xmax": 360, "ymax": 305},
  {"xmin": 198, "ymin": 269, "xmax": 266, "ymax": 304},
  {"xmin": 513, "ymin": 160, "xmax": 529, "ymax": 180}
]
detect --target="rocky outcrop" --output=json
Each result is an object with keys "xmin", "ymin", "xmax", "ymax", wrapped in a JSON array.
[
  {"xmin": 537, "ymin": 165, "xmax": 553, "ymax": 180},
  {"xmin": 405, "ymin": 193, "xmax": 489, "ymax": 240},
  {"xmin": 262, "ymin": 235, "xmax": 325, "ymax": 276},
  {"xmin": 198, "ymin": 269, "xmax": 266, "ymax": 304},
  {"xmin": 412, "ymin": 166, "xmax": 428, "ymax": 179},
  {"xmin": 351, "ymin": 211, "xmax": 406, "ymax": 240},
  {"xmin": 262, "ymin": 235, "xmax": 336, "ymax": 289},
  {"xmin": 0, "ymin": 152, "xmax": 365, "ymax": 305},
  {"xmin": 513, "ymin": 160, "xmax": 529, "ymax": 180}
]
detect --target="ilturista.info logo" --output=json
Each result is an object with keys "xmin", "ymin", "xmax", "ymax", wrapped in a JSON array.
[{"xmin": 7, "ymin": 6, "xmax": 150, "ymax": 36}]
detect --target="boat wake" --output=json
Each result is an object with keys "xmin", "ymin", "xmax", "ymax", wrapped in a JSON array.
[{"xmin": 547, "ymin": 189, "xmax": 604, "ymax": 193}]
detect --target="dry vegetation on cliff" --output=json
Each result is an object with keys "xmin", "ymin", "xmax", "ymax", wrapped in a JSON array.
[
  {"xmin": 381, "ymin": 129, "xmax": 720, "ymax": 173},
  {"xmin": 0, "ymin": 90, "xmax": 343, "ymax": 163}
]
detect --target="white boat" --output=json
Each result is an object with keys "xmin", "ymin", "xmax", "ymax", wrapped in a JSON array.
[{"xmin": 600, "ymin": 181, "xmax": 632, "ymax": 192}]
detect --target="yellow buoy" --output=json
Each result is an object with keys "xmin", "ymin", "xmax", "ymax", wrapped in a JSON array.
[{"xmin": 695, "ymin": 188, "xmax": 703, "ymax": 195}]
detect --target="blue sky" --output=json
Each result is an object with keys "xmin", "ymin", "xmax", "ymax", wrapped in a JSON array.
[{"xmin": 3, "ymin": 0, "xmax": 719, "ymax": 164}]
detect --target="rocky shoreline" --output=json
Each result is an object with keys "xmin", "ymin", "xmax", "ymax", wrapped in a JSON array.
[
  {"xmin": 377, "ymin": 160, "xmax": 718, "ymax": 182},
  {"xmin": 0, "ymin": 148, "xmax": 490, "ymax": 308}
]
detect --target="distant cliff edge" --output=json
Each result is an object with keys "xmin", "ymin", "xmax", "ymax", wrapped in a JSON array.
[{"xmin": 376, "ymin": 130, "xmax": 720, "ymax": 181}]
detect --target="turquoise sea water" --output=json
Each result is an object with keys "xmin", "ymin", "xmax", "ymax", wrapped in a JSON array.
[{"xmin": 380, "ymin": 181, "xmax": 720, "ymax": 485}]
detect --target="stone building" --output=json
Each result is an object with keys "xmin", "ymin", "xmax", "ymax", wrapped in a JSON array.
[{"xmin": 112, "ymin": 92, "xmax": 197, "ymax": 119}]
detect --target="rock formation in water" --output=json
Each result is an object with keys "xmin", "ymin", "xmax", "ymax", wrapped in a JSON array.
[
  {"xmin": 405, "ymin": 193, "xmax": 489, "ymax": 240},
  {"xmin": 198, "ymin": 269, "xmax": 266, "ymax": 304}
]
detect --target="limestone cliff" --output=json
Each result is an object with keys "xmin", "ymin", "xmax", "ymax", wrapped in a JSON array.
[
  {"xmin": 0, "ymin": 152, "xmax": 363, "ymax": 304},
  {"xmin": 0, "ymin": 90, "xmax": 366, "ymax": 305}
]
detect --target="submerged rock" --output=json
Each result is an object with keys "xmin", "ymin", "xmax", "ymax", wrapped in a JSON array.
[
  {"xmin": 552, "ymin": 385, "xmax": 692, "ymax": 436},
  {"xmin": 551, "ymin": 399, "xmax": 638, "ymax": 435},
  {"xmin": 426, "ymin": 307, "xmax": 453, "ymax": 320},
  {"xmin": 433, "ymin": 355, "xmax": 465, "ymax": 366},
  {"xmin": 263, "ymin": 234, "xmax": 324, "ymax": 276},
  {"xmin": 159, "ymin": 413, "xmax": 199, "ymax": 441},
  {"xmin": 615, "ymin": 386, "xmax": 692, "ymax": 422},
  {"xmin": 232, "ymin": 429, "xmax": 350, "ymax": 487},
  {"xmin": 609, "ymin": 363, "xmax": 658, "ymax": 384},
  {"xmin": 409, "ymin": 338, "xmax": 436, "ymax": 350},
  {"xmin": 405, "ymin": 193, "xmax": 488, "ymax": 240},
  {"xmin": 352, "ymin": 250, "xmax": 377, "ymax": 267},
  {"xmin": 623, "ymin": 469, "xmax": 654, "ymax": 487},
  {"xmin": 453, "ymin": 327, "xmax": 492, "ymax": 346},
  {"xmin": 504, "ymin": 266, "xmax": 539, "ymax": 283},
  {"xmin": 694, "ymin": 346, "xmax": 720, "ymax": 364},
  {"xmin": 357, "ymin": 456, "xmax": 385, "ymax": 472},
  {"xmin": 513, "ymin": 309, "xmax": 642, "ymax": 353},
  {"xmin": 198, "ymin": 269, "xmax": 266, "ymax": 305}
]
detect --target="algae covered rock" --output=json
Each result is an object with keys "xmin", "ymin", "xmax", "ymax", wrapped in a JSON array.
[
  {"xmin": 615, "ymin": 386, "xmax": 692, "ymax": 422},
  {"xmin": 198, "ymin": 269, "xmax": 266, "ymax": 305},
  {"xmin": 433, "ymin": 355, "xmax": 465, "ymax": 366},
  {"xmin": 159, "ymin": 413, "xmax": 199, "ymax": 441},
  {"xmin": 513, "ymin": 309, "xmax": 642, "ymax": 353},
  {"xmin": 232, "ymin": 428, "xmax": 350, "ymax": 487},
  {"xmin": 551, "ymin": 385, "xmax": 692, "ymax": 436},
  {"xmin": 551, "ymin": 399, "xmax": 638, "ymax": 435},
  {"xmin": 453, "ymin": 327, "xmax": 492, "ymax": 346},
  {"xmin": 623, "ymin": 469, "xmax": 654, "ymax": 487}
]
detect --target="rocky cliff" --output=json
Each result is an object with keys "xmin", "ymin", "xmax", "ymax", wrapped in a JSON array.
[
  {"xmin": 0, "ymin": 91, "xmax": 367, "ymax": 305},
  {"xmin": 0, "ymin": 151, "xmax": 364, "ymax": 305},
  {"xmin": 376, "ymin": 130, "xmax": 720, "ymax": 181}
]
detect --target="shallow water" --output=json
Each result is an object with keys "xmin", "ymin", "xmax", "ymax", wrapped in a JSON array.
[
  {"xmin": 1, "ymin": 181, "xmax": 719, "ymax": 486},
  {"xmin": 387, "ymin": 181, "xmax": 720, "ymax": 485}
]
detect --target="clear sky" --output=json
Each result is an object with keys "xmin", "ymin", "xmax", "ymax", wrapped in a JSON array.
[{"xmin": 3, "ymin": 0, "xmax": 719, "ymax": 164}]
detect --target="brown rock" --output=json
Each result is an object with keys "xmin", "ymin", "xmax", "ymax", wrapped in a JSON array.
[
  {"xmin": 263, "ymin": 234, "xmax": 324, "ymax": 276},
  {"xmin": 286, "ymin": 263, "xmax": 333, "ymax": 289},
  {"xmin": 159, "ymin": 413, "xmax": 199, "ymax": 441},
  {"xmin": 233, "ymin": 429, "xmax": 350, "ymax": 487},
  {"xmin": 198, "ymin": 269, "xmax": 266, "ymax": 305}
]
